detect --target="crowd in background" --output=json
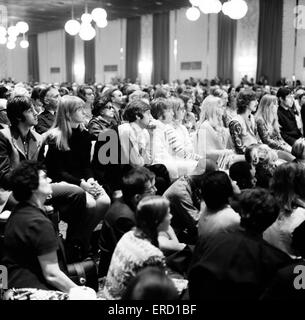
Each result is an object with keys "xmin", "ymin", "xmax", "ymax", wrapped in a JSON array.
[{"xmin": 1, "ymin": 73, "xmax": 305, "ymax": 300}]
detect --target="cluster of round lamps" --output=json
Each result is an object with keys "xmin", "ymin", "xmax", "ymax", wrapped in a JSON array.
[
  {"xmin": 0, "ymin": 21, "xmax": 29, "ymax": 49},
  {"xmin": 65, "ymin": 7, "xmax": 108, "ymax": 41},
  {"xmin": 186, "ymin": 0, "xmax": 248, "ymax": 21}
]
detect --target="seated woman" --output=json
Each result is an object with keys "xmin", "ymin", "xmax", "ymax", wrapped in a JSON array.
[
  {"xmin": 103, "ymin": 195, "xmax": 172, "ymax": 300},
  {"xmin": 263, "ymin": 162, "xmax": 305, "ymax": 258},
  {"xmin": 255, "ymin": 94, "xmax": 293, "ymax": 161},
  {"xmin": 195, "ymin": 95, "xmax": 244, "ymax": 170},
  {"xmin": 45, "ymin": 95, "xmax": 110, "ymax": 254},
  {"xmin": 77, "ymin": 85, "xmax": 95, "ymax": 128},
  {"xmin": 88, "ymin": 97, "xmax": 122, "ymax": 195},
  {"xmin": 223, "ymin": 87, "xmax": 237, "ymax": 128},
  {"xmin": 2, "ymin": 160, "xmax": 78, "ymax": 292},
  {"xmin": 229, "ymin": 90, "xmax": 260, "ymax": 154}
]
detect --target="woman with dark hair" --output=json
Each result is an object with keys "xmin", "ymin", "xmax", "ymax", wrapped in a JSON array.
[
  {"xmin": 103, "ymin": 195, "xmax": 170, "ymax": 300},
  {"xmin": 229, "ymin": 90, "xmax": 260, "ymax": 154},
  {"xmin": 122, "ymin": 266, "xmax": 178, "ymax": 300},
  {"xmin": 2, "ymin": 160, "xmax": 78, "ymax": 292},
  {"xmin": 263, "ymin": 163, "xmax": 305, "ymax": 257}
]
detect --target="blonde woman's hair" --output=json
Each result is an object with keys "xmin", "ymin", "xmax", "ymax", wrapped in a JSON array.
[
  {"xmin": 46, "ymin": 95, "xmax": 85, "ymax": 151},
  {"xmin": 255, "ymin": 94, "xmax": 280, "ymax": 133},
  {"xmin": 168, "ymin": 97, "xmax": 184, "ymax": 120},
  {"xmin": 199, "ymin": 95, "xmax": 223, "ymax": 128}
]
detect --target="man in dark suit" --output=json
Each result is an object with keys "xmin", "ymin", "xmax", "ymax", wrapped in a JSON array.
[
  {"xmin": 277, "ymin": 87, "xmax": 302, "ymax": 146},
  {"xmin": 97, "ymin": 166, "xmax": 157, "ymax": 277}
]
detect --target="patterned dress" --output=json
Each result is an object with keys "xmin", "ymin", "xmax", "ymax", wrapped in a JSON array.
[{"xmin": 103, "ymin": 229, "xmax": 166, "ymax": 300}]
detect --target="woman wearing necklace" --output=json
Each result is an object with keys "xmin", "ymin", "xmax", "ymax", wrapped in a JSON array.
[{"xmin": 229, "ymin": 90, "xmax": 260, "ymax": 154}]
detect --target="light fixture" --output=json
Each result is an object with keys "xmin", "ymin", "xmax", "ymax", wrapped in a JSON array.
[
  {"xmin": 20, "ymin": 33, "xmax": 29, "ymax": 48},
  {"xmin": 0, "ymin": 26, "xmax": 7, "ymax": 36},
  {"xmin": 65, "ymin": 19, "xmax": 81, "ymax": 35},
  {"xmin": 79, "ymin": 22, "xmax": 96, "ymax": 41},
  {"xmin": 0, "ymin": 36, "xmax": 6, "ymax": 45},
  {"xmin": 7, "ymin": 26, "xmax": 19, "ymax": 37},
  {"xmin": 7, "ymin": 41, "xmax": 16, "ymax": 49},
  {"xmin": 186, "ymin": 7, "xmax": 201, "ymax": 21},
  {"xmin": 199, "ymin": 0, "xmax": 222, "ymax": 14},
  {"xmin": 16, "ymin": 21, "xmax": 29, "ymax": 34},
  {"xmin": 64, "ymin": 1, "xmax": 108, "ymax": 40},
  {"xmin": 187, "ymin": 0, "xmax": 248, "ymax": 21},
  {"xmin": 222, "ymin": 0, "xmax": 248, "ymax": 19}
]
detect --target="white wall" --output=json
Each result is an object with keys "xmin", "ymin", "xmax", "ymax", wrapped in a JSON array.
[
  {"xmin": 38, "ymin": 29, "xmax": 66, "ymax": 83},
  {"xmin": 95, "ymin": 19, "xmax": 126, "ymax": 84},
  {"xmin": 0, "ymin": 40, "xmax": 28, "ymax": 82},
  {"xmin": 169, "ymin": 8, "xmax": 218, "ymax": 82}
]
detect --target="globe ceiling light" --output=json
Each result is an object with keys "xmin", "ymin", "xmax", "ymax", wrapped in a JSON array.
[
  {"xmin": 189, "ymin": 0, "xmax": 202, "ymax": 6},
  {"xmin": 7, "ymin": 26, "xmax": 19, "ymax": 37},
  {"xmin": 186, "ymin": 6, "xmax": 200, "ymax": 21},
  {"xmin": 81, "ymin": 13, "xmax": 93, "ymax": 23},
  {"xmin": 7, "ymin": 41, "xmax": 16, "ymax": 49},
  {"xmin": 91, "ymin": 8, "xmax": 107, "ymax": 22},
  {"xmin": 20, "ymin": 39, "xmax": 29, "ymax": 48},
  {"xmin": 16, "ymin": 21, "xmax": 29, "ymax": 34},
  {"xmin": 64, "ymin": 19, "xmax": 81, "ymax": 35},
  {"xmin": 222, "ymin": 1, "xmax": 230, "ymax": 15},
  {"xmin": 199, "ymin": 0, "xmax": 222, "ymax": 14},
  {"xmin": 222, "ymin": 0, "xmax": 248, "ymax": 19},
  {"xmin": 0, "ymin": 26, "xmax": 7, "ymax": 36},
  {"xmin": 0, "ymin": 36, "xmax": 7, "ymax": 45},
  {"xmin": 79, "ymin": 22, "xmax": 96, "ymax": 41},
  {"xmin": 8, "ymin": 34, "xmax": 17, "ymax": 42},
  {"xmin": 96, "ymin": 18, "xmax": 108, "ymax": 28}
]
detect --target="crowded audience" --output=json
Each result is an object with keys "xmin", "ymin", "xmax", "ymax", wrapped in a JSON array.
[{"xmin": 0, "ymin": 75, "xmax": 305, "ymax": 301}]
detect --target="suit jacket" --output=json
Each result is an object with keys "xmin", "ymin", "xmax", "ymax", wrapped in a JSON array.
[
  {"xmin": 277, "ymin": 106, "xmax": 302, "ymax": 146},
  {"xmin": 0, "ymin": 126, "xmax": 44, "ymax": 190}
]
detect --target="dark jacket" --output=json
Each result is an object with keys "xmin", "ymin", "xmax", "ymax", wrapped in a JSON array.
[
  {"xmin": 35, "ymin": 110, "xmax": 56, "ymax": 134},
  {"xmin": 45, "ymin": 126, "xmax": 93, "ymax": 186},
  {"xmin": 0, "ymin": 126, "xmax": 44, "ymax": 190},
  {"xmin": 98, "ymin": 199, "xmax": 135, "ymax": 277},
  {"xmin": 277, "ymin": 106, "xmax": 302, "ymax": 146}
]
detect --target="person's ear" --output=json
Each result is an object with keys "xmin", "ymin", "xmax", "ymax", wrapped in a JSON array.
[{"xmin": 134, "ymin": 194, "xmax": 141, "ymax": 204}]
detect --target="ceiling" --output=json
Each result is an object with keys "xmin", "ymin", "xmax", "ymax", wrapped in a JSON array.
[{"xmin": 1, "ymin": 0, "xmax": 190, "ymax": 35}]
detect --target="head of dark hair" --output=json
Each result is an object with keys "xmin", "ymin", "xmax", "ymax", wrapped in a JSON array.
[
  {"xmin": 77, "ymin": 85, "xmax": 94, "ymax": 102},
  {"xmin": 123, "ymin": 100, "xmax": 151, "ymax": 122},
  {"xmin": 121, "ymin": 166, "xmax": 155, "ymax": 207},
  {"xmin": 135, "ymin": 195, "xmax": 169, "ymax": 247},
  {"xmin": 122, "ymin": 267, "xmax": 178, "ymax": 300},
  {"xmin": 236, "ymin": 89, "xmax": 257, "ymax": 114},
  {"xmin": 201, "ymin": 171, "xmax": 233, "ymax": 211},
  {"xmin": 229, "ymin": 161, "xmax": 253, "ymax": 190},
  {"xmin": 150, "ymin": 98, "xmax": 171, "ymax": 120},
  {"xmin": 10, "ymin": 160, "xmax": 45, "ymax": 202},
  {"xmin": 6, "ymin": 95, "xmax": 33, "ymax": 126},
  {"xmin": 154, "ymin": 88, "xmax": 167, "ymax": 99},
  {"xmin": 239, "ymin": 188, "xmax": 280, "ymax": 234},
  {"xmin": 0, "ymin": 86, "xmax": 8, "ymax": 99},
  {"xmin": 31, "ymin": 86, "xmax": 43, "ymax": 101},
  {"xmin": 245, "ymin": 144, "xmax": 259, "ymax": 164},
  {"xmin": 276, "ymin": 87, "xmax": 291, "ymax": 101},
  {"xmin": 39, "ymin": 85, "xmax": 56, "ymax": 104},
  {"xmin": 92, "ymin": 96, "xmax": 112, "ymax": 117}
]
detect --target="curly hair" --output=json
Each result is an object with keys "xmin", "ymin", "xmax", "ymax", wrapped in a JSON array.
[
  {"xmin": 10, "ymin": 160, "xmax": 46, "ymax": 202},
  {"xmin": 236, "ymin": 90, "xmax": 257, "ymax": 114}
]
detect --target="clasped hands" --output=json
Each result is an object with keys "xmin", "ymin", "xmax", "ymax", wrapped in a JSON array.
[{"xmin": 80, "ymin": 178, "xmax": 104, "ymax": 198}]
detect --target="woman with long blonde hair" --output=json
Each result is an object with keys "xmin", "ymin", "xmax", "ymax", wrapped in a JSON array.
[
  {"xmin": 45, "ymin": 95, "xmax": 110, "ymax": 255},
  {"xmin": 255, "ymin": 94, "xmax": 293, "ymax": 160},
  {"xmin": 195, "ymin": 96, "xmax": 243, "ymax": 168}
]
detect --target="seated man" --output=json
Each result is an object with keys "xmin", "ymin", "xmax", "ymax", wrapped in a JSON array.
[
  {"xmin": 0, "ymin": 95, "xmax": 90, "ymax": 262},
  {"xmin": 189, "ymin": 188, "xmax": 292, "ymax": 300},
  {"xmin": 119, "ymin": 99, "xmax": 171, "ymax": 195},
  {"xmin": 163, "ymin": 159, "xmax": 217, "ymax": 244}
]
